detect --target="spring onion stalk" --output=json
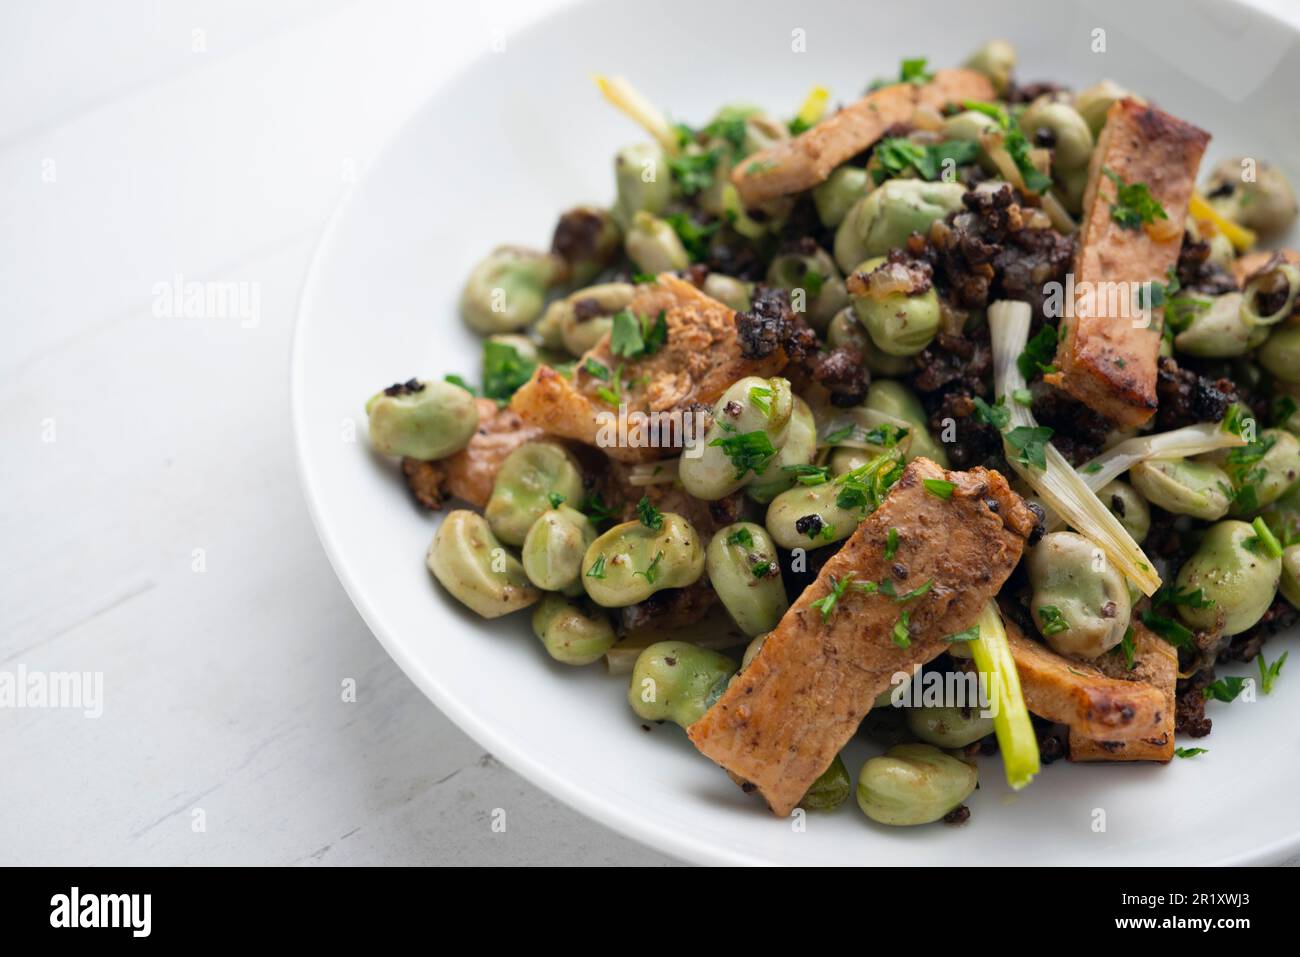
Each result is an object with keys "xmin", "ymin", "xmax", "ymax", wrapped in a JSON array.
[
  {"xmin": 1039, "ymin": 190, "xmax": 1077, "ymax": 235},
  {"xmin": 969, "ymin": 601, "xmax": 1039, "ymax": 790},
  {"xmin": 814, "ymin": 406, "xmax": 915, "ymax": 453},
  {"xmin": 988, "ymin": 300, "xmax": 1162, "ymax": 595},
  {"xmin": 627, "ymin": 458, "xmax": 680, "ymax": 486},
  {"xmin": 1189, "ymin": 192, "xmax": 1256, "ymax": 252},
  {"xmin": 592, "ymin": 75, "xmax": 680, "ymax": 154},
  {"xmin": 793, "ymin": 85, "xmax": 830, "ymax": 129},
  {"xmin": 721, "ymin": 184, "xmax": 771, "ymax": 239}
]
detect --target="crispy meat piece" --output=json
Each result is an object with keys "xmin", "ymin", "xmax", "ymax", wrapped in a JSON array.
[
  {"xmin": 1008, "ymin": 614, "xmax": 1172, "ymax": 743},
  {"xmin": 510, "ymin": 275, "xmax": 787, "ymax": 463},
  {"xmin": 731, "ymin": 70, "xmax": 994, "ymax": 206},
  {"xmin": 1068, "ymin": 623, "xmax": 1177, "ymax": 762},
  {"xmin": 401, "ymin": 399, "xmax": 545, "ymax": 509},
  {"xmin": 687, "ymin": 459, "xmax": 1036, "ymax": 816},
  {"xmin": 1047, "ymin": 99, "xmax": 1210, "ymax": 427}
]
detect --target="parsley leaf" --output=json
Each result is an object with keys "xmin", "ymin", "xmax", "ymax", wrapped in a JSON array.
[
  {"xmin": 1140, "ymin": 609, "xmax": 1194, "ymax": 647},
  {"xmin": 667, "ymin": 151, "xmax": 718, "ymax": 196},
  {"xmin": 898, "ymin": 57, "xmax": 933, "ymax": 85},
  {"xmin": 635, "ymin": 495, "xmax": 663, "ymax": 531},
  {"xmin": 945, "ymin": 625, "xmax": 980, "ymax": 643},
  {"xmin": 709, "ymin": 429, "xmax": 778, "ymax": 478},
  {"xmin": 1017, "ymin": 324, "xmax": 1059, "ymax": 379},
  {"xmin": 1175, "ymin": 747, "xmax": 1209, "ymax": 759},
  {"xmin": 922, "ymin": 478, "xmax": 956, "ymax": 499},
  {"xmin": 1005, "ymin": 425, "xmax": 1054, "ymax": 469},
  {"xmin": 972, "ymin": 395, "xmax": 1010, "ymax": 430},
  {"xmin": 482, "ymin": 340, "xmax": 537, "ymax": 402},
  {"xmin": 609, "ymin": 309, "xmax": 668, "ymax": 360},
  {"xmin": 782, "ymin": 463, "xmax": 830, "ymax": 486},
  {"xmin": 891, "ymin": 610, "xmax": 913, "ymax": 648},
  {"xmin": 811, "ymin": 574, "xmax": 856, "ymax": 623},
  {"xmin": 1258, "ymin": 650, "xmax": 1288, "ymax": 694},
  {"xmin": 585, "ymin": 554, "xmax": 607, "ymax": 579},
  {"xmin": 547, "ymin": 492, "xmax": 566, "ymax": 509},
  {"xmin": 1202, "ymin": 676, "xmax": 1248, "ymax": 703},
  {"xmin": 749, "ymin": 385, "xmax": 773, "ymax": 417},
  {"xmin": 634, "ymin": 550, "xmax": 664, "ymax": 585},
  {"xmin": 1103, "ymin": 167, "xmax": 1168, "ymax": 230},
  {"xmin": 726, "ymin": 527, "xmax": 753, "ymax": 548},
  {"xmin": 664, "ymin": 212, "xmax": 718, "ymax": 261},
  {"xmin": 884, "ymin": 527, "xmax": 900, "ymax": 561},
  {"xmin": 1037, "ymin": 605, "xmax": 1070, "ymax": 636},
  {"xmin": 444, "ymin": 374, "xmax": 477, "ymax": 395}
]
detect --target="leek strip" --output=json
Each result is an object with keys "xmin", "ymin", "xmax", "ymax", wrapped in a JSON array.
[
  {"xmin": 592, "ymin": 74, "xmax": 680, "ymax": 154},
  {"xmin": 1189, "ymin": 193, "xmax": 1256, "ymax": 253},
  {"xmin": 969, "ymin": 601, "xmax": 1039, "ymax": 790},
  {"xmin": 626, "ymin": 459, "xmax": 680, "ymax": 486},
  {"xmin": 988, "ymin": 300, "xmax": 1161, "ymax": 595}
]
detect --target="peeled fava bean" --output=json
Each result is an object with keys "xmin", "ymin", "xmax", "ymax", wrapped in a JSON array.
[
  {"xmin": 521, "ymin": 504, "xmax": 597, "ymax": 594},
  {"xmin": 827, "ymin": 307, "xmax": 914, "ymax": 376},
  {"xmin": 582, "ymin": 514, "xmax": 705, "ymax": 607},
  {"xmin": 1173, "ymin": 292, "xmax": 1266, "ymax": 358},
  {"xmin": 766, "ymin": 243, "xmax": 849, "ymax": 331},
  {"xmin": 460, "ymin": 245, "xmax": 562, "ymax": 334},
  {"xmin": 613, "ymin": 143, "xmax": 672, "ymax": 228},
  {"xmin": 680, "ymin": 376, "xmax": 793, "ymax": 501},
  {"xmin": 865, "ymin": 380, "xmax": 948, "ymax": 466},
  {"xmin": 624, "ymin": 211, "xmax": 689, "ymax": 274},
  {"xmin": 1074, "ymin": 80, "xmax": 1144, "ymax": 137},
  {"xmin": 1019, "ymin": 95, "xmax": 1094, "ymax": 173},
  {"xmin": 702, "ymin": 273, "xmax": 751, "ymax": 312},
  {"xmin": 851, "ymin": 257, "xmax": 942, "ymax": 357},
  {"xmin": 1099, "ymin": 479, "xmax": 1151, "ymax": 544},
  {"xmin": 539, "ymin": 282, "xmax": 635, "ymax": 358},
  {"xmin": 628, "ymin": 641, "xmax": 737, "ymax": 728},
  {"xmin": 1175, "ymin": 520, "xmax": 1281, "ymax": 636},
  {"xmin": 814, "ymin": 166, "xmax": 871, "ymax": 229},
  {"xmin": 856, "ymin": 743, "xmax": 977, "ymax": 827},
  {"xmin": 531, "ymin": 594, "xmax": 616, "ymax": 666},
  {"xmin": 706, "ymin": 523, "xmax": 789, "ymax": 637},
  {"xmin": 427, "ymin": 510, "xmax": 539, "ymax": 618},
  {"xmin": 365, "ymin": 379, "xmax": 479, "ymax": 460},
  {"xmin": 1225, "ymin": 429, "xmax": 1300, "ymax": 515},
  {"xmin": 1260, "ymin": 326, "xmax": 1300, "ymax": 385},
  {"xmin": 485, "ymin": 442, "xmax": 585, "ymax": 546},
  {"xmin": 766, "ymin": 474, "xmax": 865, "ymax": 550},
  {"xmin": 1205, "ymin": 157, "xmax": 1299, "ymax": 237},
  {"xmin": 747, "ymin": 396, "xmax": 817, "ymax": 503},
  {"xmin": 1280, "ymin": 544, "xmax": 1300, "ymax": 610},
  {"xmin": 1129, "ymin": 457, "xmax": 1232, "ymax": 521},
  {"xmin": 962, "ymin": 39, "xmax": 1016, "ymax": 95},
  {"xmin": 1026, "ymin": 531, "xmax": 1131, "ymax": 659},
  {"xmin": 834, "ymin": 180, "xmax": 966, "ymax": 273},
  {"xmin": 800, "ymin": 754, "xmax": 852, "ymax": 812},
  {"xmin": 905, "ymin": 705, "xmax": 995, "ymax": 749}
]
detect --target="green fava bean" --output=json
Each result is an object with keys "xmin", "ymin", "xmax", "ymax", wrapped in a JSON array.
[
  {"xmin": 1130, "ymin": 457, "xmax": 1232, "ymax": 521},
  {"xmin": 1205, "ymin": 157, "xmax": 1298, "ymax": 238},
  {"xmin": 624, "ymin": 211, "xmax": 689, "ymax": 274},
  {"xmin": 1100, "ymin": 479, "xmax": 1151, "ymax": 544},
  {"xmin": 538, "ymin": 282, "xmax": 634, "ymax": 358},
  {"xmin": 1280, "ymin": 544, "xmax": 1300, "ymax": 609},
  {"xmin": 767, "ymin": 244, "xmax": 849, "ymax": 331},
  {"xmin": 834, "ymin": 179, "xmax": 966, "ymax": 273},
  {"xmin": 851, "ymin": 257, "xmax": 942, "ymax": 357},
  {"xmin": 1259, "ymin": 326, "xmax": 1300, "ymax": 385},
  {"xmin": 1026, "ymin": 531, "xmax": 1131, "ymax": 658},
  {"xmin": 1019, "ymin": 95, "xmax": 1094, "ymax": 173},
  {"xmin": 521, "ymin": 505, "xmax": 597, "ymax": 594},
  {"xmin": 460, "ymin": 245, "xmax": 562, "ymax": 334},
  {"xmin": 628, "ymin": 641, "xmax": 737, "ymax": 728},
  {"xmin": 905, "ymin": 705, "xmax": 995, "ymax": 749},
  {"xmin": 1173, "ymin": 293, "xmax": 1266, "ymax": 358},
  {"xmin": 827, "ymin": 307, "xmax": 914, "ymax": 376},
  {"xmin": 1225, "ymin": 429, "xmax": 1300, "ymax": 515},
  {"xmin": 531, "ymin": 594, "xmax": 616, "ymax": 666},
  {"xmin": 865, "ymin": 380, "xmax": 948, "ymax": 465},
  {"xmin": 801, "ymin": 754, "xmax": 852, "ymax": 811},
  {"xmin": 706, "ymin": 523, "xmax": 789, "ymax": 637},
  {"xmin": 427, "ymin": 510, "xmax": 540, "ymax": 618},
  {"xmin": 365, "ymin": 379, "xmax": 479, "ymax": 460},
  {"xmin": 766, "ymin": 469, "xmax": 872, "ymax": 550},
  {"xmin": 963, "ymin": 39, "xmax": 1016, "ymax": 95},
  {"xmin": 680, "ymin": 376, "xmax": 793, "ymax": 501},
  {"xmin": 748, "ymin": 397, "xmax": 817, "ymax": 503},
  {"xmin": 702, "ymin": 273, "xmax": 751, "ymax": 312},
  {"xmin": 814, "ymin": 166, "xmax": 871, "ymax": 229},
  {"xmin": 1074, "ymin": 80, "xmax": 1144, "ymax": 137},
  {"xmin": 583, "ymin": 514, "xmax": 705, "ymax": 607},
  {"xmin": 1260, "ymin": 483, "xmax": 1300, "ymax": 545},
  {"xmin": 856, "ymin": 743, "xmax": 978, "ymax": 827},
  {"xmin": 485, "ymin": 442, "xmax": 585, "ymax": 546},
  {"xmin": 613, "ymin": 143, "xmax": 672, "ymax": 228},
  {"xmin": 1175, "ymin": 520, "xmax": 1281, "ymax": 636}
]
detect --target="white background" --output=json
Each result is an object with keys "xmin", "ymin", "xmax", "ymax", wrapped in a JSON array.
[{"xmin": 0, "ymin": 0, "xmax": 1294, "ymax": 866}]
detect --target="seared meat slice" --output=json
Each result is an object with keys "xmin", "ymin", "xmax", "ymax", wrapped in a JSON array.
[
  {"xmin": 401, "ymin": 399, "xmax": 545, "ymax": 509},
  {"xmin": 1007, "ymin": 614, "xmax": 1172, "ymax": 744},
  {"xmin": 1233, "ymin": 248, "xmax": 1300, "ymax": 286},
  {"xmin": 1068, "ymin": 622, "xmax": 1177, "ymax": 762},
  {"xmin": 687, "ymin": 458, "xmax": 1037, "ymax": 816},
  {"xmin": 1047, "ymin": 99, "xmax": 1209, "ymax": 427},
  {"xmin": 731, "ymin": 70, "xmax": 994, "ymax": 206},
  {"xmin": 510, "ymin": 275, "xmax": 787, "ymax": 463}
]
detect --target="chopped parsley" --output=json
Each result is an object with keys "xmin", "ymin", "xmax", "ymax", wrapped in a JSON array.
[
  {"xmin": 801, "ymin": 270, "xmax": 825, "ymax": 297},
  {"xmin": 701, "ymin": 114, "xmax": 748, "ymax": 156},
  {"xmin": 945, "ymin": 624, "xmax": 980, "ymax": 643},
  {"xmin": 726, "ymin": 527, "xmax": 754, "ymax": 548},
  {"xmin": 664, "ymin": 212, "xmax": 718, "ymax": 261},
  {"xmin": 546, "ymin": 492, "xmax": 566, "ymax": 509},
  {"xmin": 1258, "ymin": 650, "xmax": 1288, "ymax": 694},
  {"xmin": 610, "ymin": 309, "xmax": 669, "ymax": 359},
  {"xmin": 884, "ymin": 527, "xmax": 900, "ymax": 561},
  {"xmin": 824, "ymin": 424, "xmax": 857, "ymax": 445},
  {"xmin": 922, "ymin": 478, "xmax": 956, "ymax": 499},
  {"xmin": 750, "ymin": 560, "xmax": 772, "ymax": 578},
  {"xmin": 1140, "ymin": 609, "xmax": 1194, "ymax": 647},
  {"xmin": 585, "ymin": 554, "xmax": 607, "ymax": 580},
  {"xmin": 1103, "ymin": 167, "xmax": 1168, "ymax": 230},
  {"xmin": 1202, "ymin": 675, "xmax": 1248, "ymax": 703},
  {"xmin": 1012, "ymin": 388, "xmax": 1033, "ymax": 407},
  {"xmin": 871, "ymin": 137, "xmax": 980, "ymax": 185},
  {"xmin": 667, "ymin": 150, "xmax": 718, "ymax": 196},
  {"xmin": 864, "ymin": 424, "xmax": 909, "ymax": 448},
  {"xmin": 1119, "ymin": 627, "xmax": 1136, "ymax": 670},
  {"xmin": 634, "ymin": 551, "xmax": 664, "ymax": 585},
  {"xmin": 709, "ymin": 429, "xmax": 778, "ymax": 478},
  {"xmin": 1245, "ymin": 516, "xmax": 1283, "ymax": 559},
  {"xmin": 1017, "ymin": 324, "xmax": 1059, "ymax": 379},
  {"xmin": 579, "ymin": 492, "xmax": 617, "ymax": 528},
  {"xmin": 583, "ymin": 357, "xmax": 610, "ymax": 381},
  {"xmin": 482, "ymin": 340, "xmax": 537, "ymax": 402},
  {"xmin": 1005, "ymin": 425, "xmax": 1054, "ymax": 469},
  {"xmin": 1037, "ymin": 605, "xmax": 1070, "ymax": 636},
  {"xmin": 782, "ymin": 463, "xmax": 830, "ymax": 486},
  {"xmin": 891, "ymin": 611, "xmax": 913, "ymax": 649},
  {"xmin": 972, "ymin": 395, "xmax": 1010, "ymax": 430},
  {"xmin": 749, "ymin": 385, "xmax": 774, "ymax": 417},
  {"xmin": 898, "ymin": 57, "xmax": 933, "ymax": 85},
  {"xmin": 1221, "ymin": 404, "xmax": 1251, "ymax": 438},
  {"xmin": 811, "ymin": 574, "xmax": 856, "ymax": 623},
  {"xmin": 444, "ymin": 374, "xmax": 477, "ymax": 395},
  {"xmin": 834, "ymin": 453, "xmax": 906, "ymax": 514},
  {"xmin": 1174, "ymin": 747, "xmax": 1209, "ymax": 759},
  {"xmin": 635, "ymin": 495, "xmax": 663, "ymax": 531}
]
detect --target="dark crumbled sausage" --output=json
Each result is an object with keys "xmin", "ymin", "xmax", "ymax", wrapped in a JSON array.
[
  {"xmin": 735, "ymin": 287, "xmax": 795, "ymax": 359},
  {"xmin": 1175, "ymin": 234, "xmax": 1238, "ymax": 295},
  {"xmin": 794, "ymin": 514, "xmax": 824, "ymax": 537},
  {"xmin": 1035, "ymin": 720, "xmax": 1070, "ymax": 765},
  {"xmin": 943, "ymin": 805, "xmax": 971, "ymax": 825},
  {"xmin": 813, "ymin": 347, "xmax": 869, "ymax": 407},
  {"xmin": 384, "ymin": 378, "xmax": 425, "ymax": 397},
  {"xmin": 1006, "ymin": 80, "xmax": 1068, "ymax": 104},
  {"xmin": 1175, "ymin": 668, "xmax": 1215, "ymax": 737},
  {"xmin": 1221, "ymin": 597, "xmax": 1299, "ymax": 663},
  {"xmin": 1155, "ymin": 356, "xmax": 1236, "ymax": 431},
  {"xmin": 551, "ymin": 208, "xmax": 613, "ymax": 270},
  {"xmin": 1030, "ymin": 388, "xmax": 1112, "ymax": 465}
]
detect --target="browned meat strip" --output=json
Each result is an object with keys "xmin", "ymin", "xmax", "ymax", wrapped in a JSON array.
[
  {"xmin": 1068, "ymin": 622, "xmax": 1177, "ymax": 762},
  {"xmin": 687, "ymin": 458, "xmax": 1037, "ymax": 816}
]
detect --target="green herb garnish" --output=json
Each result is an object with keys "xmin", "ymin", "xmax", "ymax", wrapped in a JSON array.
[
  {"xmin": 726, "ymin": 527, "xmax": 753, "ymax": 548},
  {"xmin": 1258, "ymin": 650, "xmax": 1288, "ymax": 694},
  {"xmin": 709, "ymin": 429, "xmax": 778, "ymax": 478},
  {"xmin": 635, "ymin": 495, "xmax": 663, "ymax": 531},
  {"xmin": 585, "ymin": 554, "xmax": 607, "ymax": 580},
  {"xmin": 922, "ymin": 478, "xmax": 956, "ymax": 499},
  {"xmin": 1203, "ymin": 676, "xmax": 1248, "ymax": 703},
  {"xmin": 884, "ymin": 527, "xmax": 900, "ymax": 561},
  {"xmin": 1037, "ymin": 605, "xmax": 1070, "ymax": 636},
  {"xmin": 1103, "ymin": 167, "xmax": 1168, "ymax": 230},
  {"xmin": 1005, "ymin": 425, "xmax": 1054, "ymax": 470}
]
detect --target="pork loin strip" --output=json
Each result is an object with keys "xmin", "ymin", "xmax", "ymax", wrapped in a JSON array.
[
  {"xmin": 731, "ymin": 69, "xmax": 994, "ymax": 207},
  {"xmin": 401, "ymin": 399, "xmax": 545, "ymax": 509},
  {"xmin": 1233, "ymin": 248, "xmax": 1300, "ymax": 286},
  {"xmin": 1006, "ymin": 613, "xmax": 1172, "ymax": 743},
  {"xmin": 687, "ymin": 458, "xmax": 1037, "ymax": 816},
  {"xmin": 510, "ymin": 274, "xmax": 786, "ymax": 463},
  {"xmin": 1068, "ymin": 622, "xmax": 1177, "ymax": 762},
  {"xmin": 1046, "ymin": 99, "xmax": 1209, "ymax": 427}
]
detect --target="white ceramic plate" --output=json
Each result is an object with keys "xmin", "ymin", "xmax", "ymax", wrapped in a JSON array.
[{"xmin": 293, "ymin": 0, "xmax": 1300, "ymax": 865}]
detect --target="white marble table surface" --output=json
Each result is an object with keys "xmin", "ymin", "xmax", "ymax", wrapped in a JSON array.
[{"xmin": 0, "ymin": 0, "xmax": 1294, "ymax": 867}]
